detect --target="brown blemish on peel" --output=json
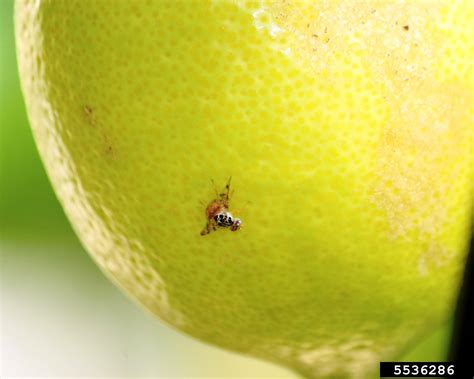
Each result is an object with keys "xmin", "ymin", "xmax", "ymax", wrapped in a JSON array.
[
  {"xmin": 83, "ymin": 105, "xmax": 92, "ymax": 114},
  {"xmin": 83, "ymin": 105, "xmax": 116, "ymax": 159},
  {"xmin": 103, "ymin": 134, "xmax": 116, "ymax": 160},
  {"xmin": 83, "ymin": 105, "xmax": 96, "ymax": 126},
  {"xmin": 105, "ymin": 145, "xmax": 115, "ymax": 157}
]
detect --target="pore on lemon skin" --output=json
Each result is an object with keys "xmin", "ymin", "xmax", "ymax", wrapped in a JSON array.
[{"xmin": 15, "ymin": 1, "xmax": 473, "ymax": 378}]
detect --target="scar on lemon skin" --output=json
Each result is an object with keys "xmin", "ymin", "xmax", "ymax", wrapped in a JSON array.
[
  {"xmin": 105, "ymin": 144, "xmax": 114, "ymax": 157},
  {"xmin": 83, "ymin": 105, "xmax": 96, "ymax": 127},
  {"xmin": 102, "ymin": 134, "xmax": 116, "ymax": 159},
  {"xmin": 83, "ymin": 105, "xmax": 116, "ymax": 159},
  {"xmin": 200, "ymin": 177, "xmax": 242, "ymax": 236}
]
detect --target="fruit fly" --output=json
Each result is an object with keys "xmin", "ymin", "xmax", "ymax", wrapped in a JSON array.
[{"xmin": 200, "ymin": 177, "xmax": 242, "ymax": 236}]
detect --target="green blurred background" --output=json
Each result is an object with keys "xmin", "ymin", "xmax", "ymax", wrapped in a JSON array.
[{"xmin": 0, "ymin": 0, "xmax": 453, "ymax": 377}]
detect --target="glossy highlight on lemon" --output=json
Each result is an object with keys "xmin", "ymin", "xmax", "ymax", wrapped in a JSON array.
[{"xmin": 15, "ymin": 1, "xmax": 473, "ymax": 378}]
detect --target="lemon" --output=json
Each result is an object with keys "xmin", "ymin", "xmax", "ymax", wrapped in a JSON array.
[{"xmin": 15, "ymin": 1, "xmax": 473, "ymax": 378}]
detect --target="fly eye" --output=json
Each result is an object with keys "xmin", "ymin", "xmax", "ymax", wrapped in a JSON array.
[
  {"xmin": 231, "ymin": 219, "xmax": 242, "ymax": 231},
  {"xmin": 214, "ymin": 215, "xmax": 219, "ymax": 221}
]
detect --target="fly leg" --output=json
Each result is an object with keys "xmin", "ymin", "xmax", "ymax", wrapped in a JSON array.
[
  {"xmin": 200, "ymin": 218, "xmax": 218, "ymax": 236},
  {"xmin": 219, "ymin": 176, "xmax": 232, "ymax": 208}
]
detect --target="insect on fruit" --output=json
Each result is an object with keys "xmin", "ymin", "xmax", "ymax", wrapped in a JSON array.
[{"xmin": 201, "ymin": 177, "xmax": 242, "ymax": 236}]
